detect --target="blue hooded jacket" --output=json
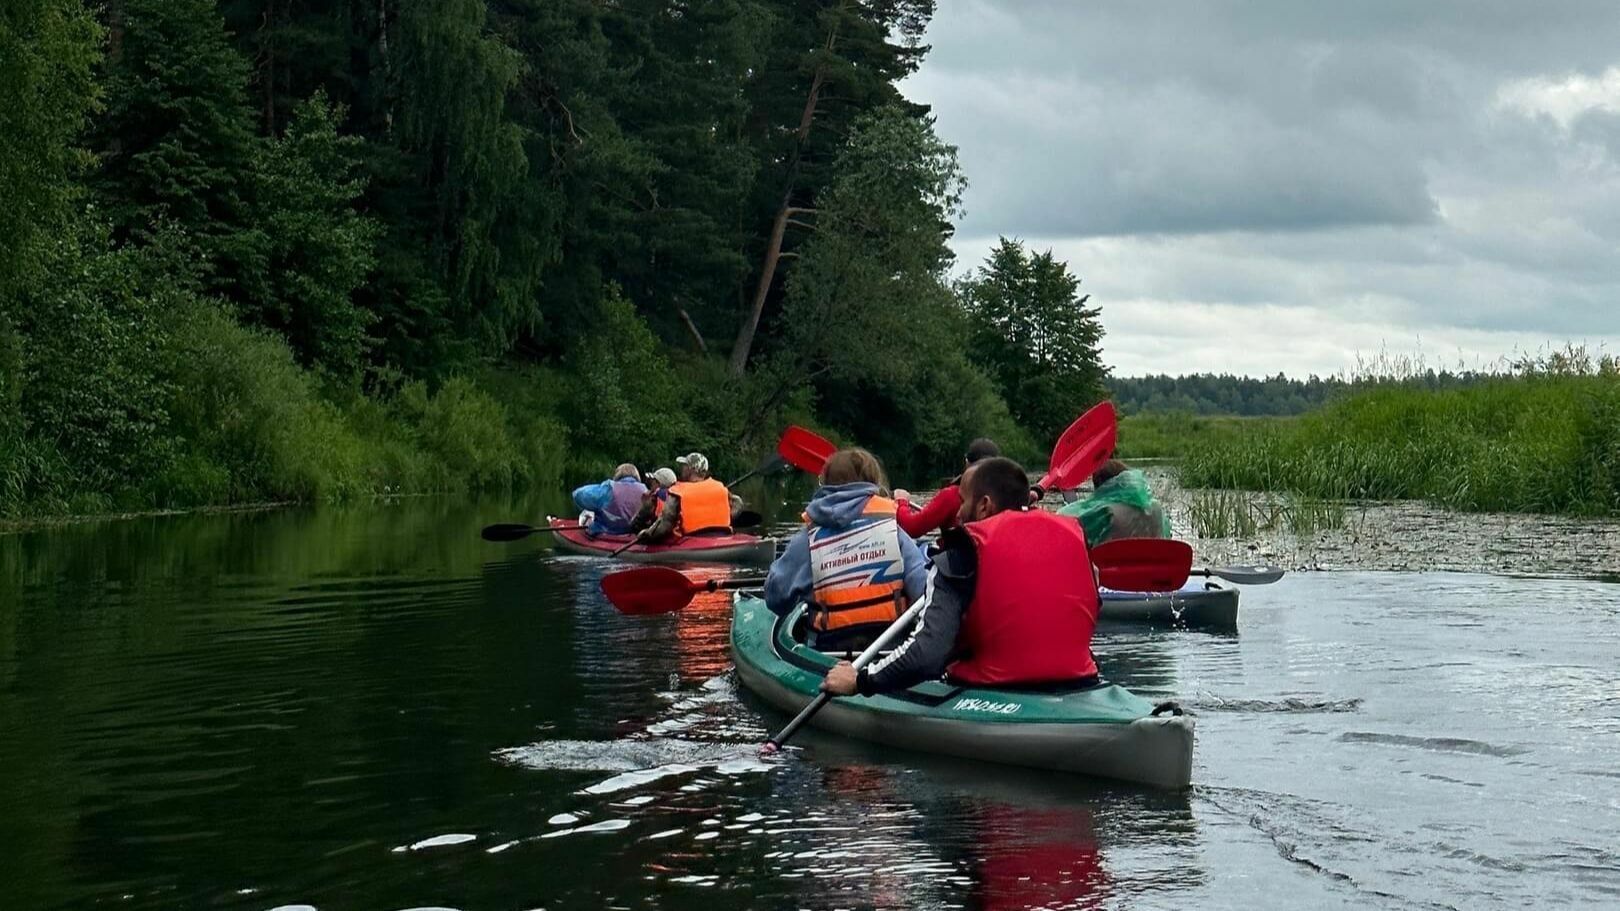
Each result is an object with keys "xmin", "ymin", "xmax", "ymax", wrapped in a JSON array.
[
  {"xmin": 765, "ymin": 482, "xmax": 928, "ymax": 616},
  {"xmin": 571, "ymin": 477, "xmax": 647, "ymax": 535}
]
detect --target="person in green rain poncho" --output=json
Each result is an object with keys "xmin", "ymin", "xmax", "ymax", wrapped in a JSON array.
[{"xmin": 1057, "ymin": 459, "xmax": 1172, "ymax": 546}]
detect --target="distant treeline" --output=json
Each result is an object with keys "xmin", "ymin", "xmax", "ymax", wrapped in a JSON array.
[{"xmin": 1110, "ymin": 369, "xmax": 1495, "ymax": 416}]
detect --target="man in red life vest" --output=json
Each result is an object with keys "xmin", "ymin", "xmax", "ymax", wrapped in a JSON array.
[{"xmin": 820, "ymin": 457, "xmax": 1100, "ymax": 696}]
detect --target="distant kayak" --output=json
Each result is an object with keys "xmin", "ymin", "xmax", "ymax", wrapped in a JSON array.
[
  {"xmin": 731, "ymin": 594, "xmax": 1195, "ymax": 789},
  {"xmin": 545, "ymin": 517, "xmax": 774, "ymax": 565},
  {"xmin": 1099, "ymin": 580, "xmax": 1239, "ymax": 628}
]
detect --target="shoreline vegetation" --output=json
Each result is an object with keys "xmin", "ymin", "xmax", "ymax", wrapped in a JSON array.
[
  {"xmin": 1175, "ymin": 351, "xmax": 1620, "ymax": 519},
  {"xmin": 4, "ymin": 1, "xmax": 1116, "ymax": 521},
  {"xmin": 6, "ymin": 5, "xmax": 1615, "ymax": 527}
]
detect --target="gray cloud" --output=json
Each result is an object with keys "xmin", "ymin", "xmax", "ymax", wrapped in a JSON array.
[{"xmin": 907, "ymin": 1, "xmax": 1620, "ymax": 374}]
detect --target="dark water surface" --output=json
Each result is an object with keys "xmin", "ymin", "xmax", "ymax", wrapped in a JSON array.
[{"xmin": 3, "ymin": 498, "xmax": 1618, "ymax": 910}]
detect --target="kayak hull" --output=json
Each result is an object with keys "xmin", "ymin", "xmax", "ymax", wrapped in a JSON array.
[
  {"xmin": 546, "ymin": 518, "xmax": 774, "ymax": 566},
  {"xmin": 731, "ymin": 595, "xmax": 1194, "ymax": 789},
  {"xmin": 1099, "ymin": 583, "xmax": 1239, "ymax": 628}
]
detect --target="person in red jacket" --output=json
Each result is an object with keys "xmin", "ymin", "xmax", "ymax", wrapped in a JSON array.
[
  {"xmin": 891, "ymin": 438, "xmax": 1001, "ymax": 538},
  {"xmin": 821, "ymin": 456, "xmax": 1100, "ymax": 695}
]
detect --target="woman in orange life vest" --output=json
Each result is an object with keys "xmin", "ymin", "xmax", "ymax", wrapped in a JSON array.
[
  {"xmin": 821, "ymin": 456, "xmax": 1101, "ymax": 695},
  {"xmin": 635, "ymin": 452, "xmax": 742, "ymax": 543},
  {"xmin": 764, "ymin": 448, "xmax": 928, "ymax": 653}
]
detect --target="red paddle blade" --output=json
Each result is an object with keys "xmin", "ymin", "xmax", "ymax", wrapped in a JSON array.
[
  {"xmin": 599, "ymin": 566, "xmax": 699, "ymax": 615},
  {"xmin": 1038, "ymin": 401, "xmax": 1118, "ymax": 491},
  {"xmin": 1092, "ymin": 538, "xmax": 1194, "ymax": 592},
  {"xmin": 778, "ymin": 425, "xmax": 837, "ymax": 475}
]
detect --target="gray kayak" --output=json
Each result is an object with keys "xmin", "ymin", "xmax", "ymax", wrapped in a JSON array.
[
  {"xmin": 731, "ymin": 594, "xmax": 1195, "ymax": 789},
  {"xmin": 1100, "ymin": 581, "xmax": 1239, "ymax": 628}
]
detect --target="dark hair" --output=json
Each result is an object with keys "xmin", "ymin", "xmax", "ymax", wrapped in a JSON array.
[
  {"xmin": 965, "ymin": 438, "xmax": 1001, "ymax": 464},
  {"xmin": 962, "ymin": 457, "xmax": 1030, "ymax": 512},
  {"xmin": 820, "ymin": 448, "xmax": 888, "ymax": 490},
  {"xmin": 1092, "ymin": 458, "xmax": 1129, "ymax": 488}
]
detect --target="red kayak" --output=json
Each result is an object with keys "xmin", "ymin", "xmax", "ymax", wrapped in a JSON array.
[{"xmin": 544, "ymin": 517, "xmax": 775, "ymax": 566}]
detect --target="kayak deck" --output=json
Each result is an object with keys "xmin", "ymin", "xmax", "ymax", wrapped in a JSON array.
[
  {"xmin": 1099, "ymin": 581, "xmax": 1239, "ymax": 628},
  {"xmin": 731, "ymin": 595, "xmax": 1194, "ymax": 789},
  {"xmin": 546, "ymin": 518, "xmax": 774, "ymax": 566}
]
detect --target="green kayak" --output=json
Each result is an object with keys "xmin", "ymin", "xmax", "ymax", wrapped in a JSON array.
[{"xmin": 731, "ymin": 594, "xmax": 1195, "ymax": 789}]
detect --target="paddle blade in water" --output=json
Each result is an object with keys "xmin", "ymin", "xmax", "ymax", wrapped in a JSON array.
[
  {"xmin": 482, "ymin": 523, "xmax": 539, "ymax": 542},
  {"xmin": 1039, "ymin": 401, "xmax": 1118, "ymax": 491},
  {"xmin": 1092, "ymin": 538, "xmax": 1194, "ymax": 592},
  {"xmin": 1202, "ymin": 564, "xmax": 1287, "ymax": 585},
  {"xmin": 778, "ymin": 426, "xmax": 837, "ymax": 475},
  {"xmin": 600, "ymin": 566, "xmax": 698, "ymax": 615}
]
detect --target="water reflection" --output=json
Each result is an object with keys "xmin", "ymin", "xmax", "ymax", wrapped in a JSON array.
[{"xmin": 3, "ymin": 494, "xmax": 1618, "ymax": 910}]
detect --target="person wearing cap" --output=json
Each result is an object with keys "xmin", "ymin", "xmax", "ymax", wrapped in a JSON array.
[
  {"xmin": 630, "ymin": 468, "xmax": 679, "ymax": 533},
  {"xmin": 636, "ymin": 452, "xmax": 738, "ymax": 543},
  {"xmin": 890, "ymin": 437, "xmax": 1002, "ymax": 539},
  {"xmin": 571, "ymin": 463, "xmax": 648, "ymax": 536}
]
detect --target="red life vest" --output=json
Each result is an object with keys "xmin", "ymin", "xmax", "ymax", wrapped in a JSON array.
[
  {"xmin": 808, "ymin": 496, "xmax": 906, "ymax": 633},
  {"xmin": 948, "ymin": 509, "xmax": 1099, "ymax": 686}
]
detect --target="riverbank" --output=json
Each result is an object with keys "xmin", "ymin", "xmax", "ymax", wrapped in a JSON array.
[
  {"xmin": 1176, "ymin": 368, "xmax": 1620, "ymax": 518},
  {"xmin": 1116, "ymin": 412, "xmax": 1289, "ymax": 459},
  {"xmin": 1135, "ymin": 468, "xmax": 1620, "ymax": 578}
]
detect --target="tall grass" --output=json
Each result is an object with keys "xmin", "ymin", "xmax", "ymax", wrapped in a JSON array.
[
  {"xmin": 1179, "ymin": 489, "xmax": 1349, "ymax": 538},
  {"xmin": 1180, "ymin": 352, "xmax": 1620, "ymax": 517},
  {"xmin": 1118, "ymin": 412, "xmax": 1292, "ymax": 459}
]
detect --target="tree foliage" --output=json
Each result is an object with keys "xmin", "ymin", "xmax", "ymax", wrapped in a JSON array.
[
  {"xmin": 0, "ymin": 0, "xmax": 1113, "ymax": 517},
  {"xmin": 959, "ymin": 238, "xmax": 1108, "ymax": 442}
]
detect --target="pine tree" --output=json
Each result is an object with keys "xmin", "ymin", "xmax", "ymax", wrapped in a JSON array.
[
  {"xmin": 242, "ymin": 92, "xmax": 380, "ymax": 375},
  {"xmin": 90, "ymin": 0, "xmax": 263, "ymax": 290},
  {"xmin": 960, "ymin": 238, "xmax": 1107, "ymax": 442}
]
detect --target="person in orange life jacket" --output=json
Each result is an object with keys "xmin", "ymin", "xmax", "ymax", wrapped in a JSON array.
[
  {"xmin": 570, "ymin": 463, "xmax": 647, "ymax": 536},
  {"xmin": 890, "ymin": 437, "xmax": 1001, "ymax": 539},
  {"xmin": 636, "ymin": 453, "xmax": 742, "ymax": 543},
  {"xmin": 765, "ymin": 449, "xmax": 928, "ymax": 652},
  {"xmin": 630, "ymin": 467, "xmax": 678, "ymax": 533},
  {"xmin": 821, "ymin": 456, "xmax": 1101, "ymax": 696}
]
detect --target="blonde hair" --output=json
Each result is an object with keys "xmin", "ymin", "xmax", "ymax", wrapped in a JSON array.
[{"xmin": 820, "ymin": 448, "xmax": 889, "ymax": 492}]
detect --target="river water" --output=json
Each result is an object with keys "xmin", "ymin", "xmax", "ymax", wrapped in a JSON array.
[{"xmin": 2, "ymin": 495, "xmax": 1618, "ymax": 910}]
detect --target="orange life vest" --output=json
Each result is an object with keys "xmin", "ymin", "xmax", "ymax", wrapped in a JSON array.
[
  {"xmin": 808, "ymin": 496, "xmax": 906, "ymax": 633},
  {"xmin": 670, "ymin": 478, "xmax": 731, "ymax": 536}
]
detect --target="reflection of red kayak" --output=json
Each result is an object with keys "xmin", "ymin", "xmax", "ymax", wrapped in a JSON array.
[{"xmin": 545, "ymin": 517, "xmax": 774, "ymax": 566}]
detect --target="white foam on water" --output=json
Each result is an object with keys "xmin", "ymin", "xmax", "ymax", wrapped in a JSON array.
[
  {"xmin": 646, "ymin": 828, "xmax": 684, "ymax": 839},
  {"xmin": 618, "ymin": 795, "xmax": 656, "ymax": 806},
  {"xmin": 736, "ymin": 812, "xmax": 765, "ymax": 822},
  {"xmin": 581, "ymin": 763, "xmax": 700, "ymax": 795},
  {"xmin": 694, "ymin": 831, "xmax": 720, "ymax": 841},
  {"xmin": 485, "ymin": 840, "xmax": 520, "ymax": 854},
  {"xmin": 399, "ymin": 833, "xmax": 476, "ymax": 851},
  {"xmin": 539, "ymin": 819, "xmax": 632, "ymax": 839},
  {"xmin": 267, "ymin": 906, "xmax": 316, "ymax": 911},
  {"xmin": 494, "ymin": 739, "xmax": 769, "ymax": 797},
  {"xmin": 547, "ymin": 813, "xmax": 580, "ymax": 825},
  {"xmin": 669, "ymin": 875, "xmax": 719, "ymax": 885}
]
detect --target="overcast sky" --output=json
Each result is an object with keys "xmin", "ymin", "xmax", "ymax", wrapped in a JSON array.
[{"xmin": 903, "ymin": 1, "xmax": 1620, "ymax": 377}]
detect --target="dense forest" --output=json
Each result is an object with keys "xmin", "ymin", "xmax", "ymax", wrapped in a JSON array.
[{"xmin": 0, "ymin": 0, "xmax": 1107, "ymax": 518}]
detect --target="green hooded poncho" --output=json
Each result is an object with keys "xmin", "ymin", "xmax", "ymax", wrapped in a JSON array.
[{"xmin": 1057, "ymin": 468, "xmax": 1171, "ymax": 545}]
